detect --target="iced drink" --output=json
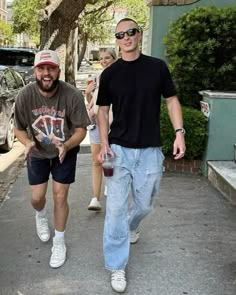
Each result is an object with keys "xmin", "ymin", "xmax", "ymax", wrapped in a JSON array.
[{"xmin": 102, "ymin": 156, "xmax": 114, "ymax": 177}]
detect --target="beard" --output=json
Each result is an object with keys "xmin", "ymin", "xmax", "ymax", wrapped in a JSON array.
[{"xmin": 36, "ymin": 76, "xmax": 60, "ymax": 93}]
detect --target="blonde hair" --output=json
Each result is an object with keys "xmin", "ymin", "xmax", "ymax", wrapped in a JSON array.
[
  {"xmin": 99, "ymin": 48, "xmax": 117, "ymax": 61},
  {"xmin": 116, "ymin": 17, "xmax": 139, "ymax": 29}
]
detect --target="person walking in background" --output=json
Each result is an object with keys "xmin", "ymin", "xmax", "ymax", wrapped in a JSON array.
[
  {"xmin": 14, "ymin": 50, "xmax": 90, "ymax": 268},
  {"xmin": 97, "ymin": 18, "xmax": 186, "ymax": 293},
  {"xmin": 85, "ymin": 48, "xmax": 117, "ymax": 211}
]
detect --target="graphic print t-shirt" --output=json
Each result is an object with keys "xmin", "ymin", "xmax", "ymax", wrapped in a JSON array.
[{"xmin": 14, "ymin": 81, "xmax": 90, "ymax": 158}]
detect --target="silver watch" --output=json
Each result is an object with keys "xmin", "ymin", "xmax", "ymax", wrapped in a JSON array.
[{"xmin": 175, "ymin": 128, "xmax": 186, "ymax": 135}]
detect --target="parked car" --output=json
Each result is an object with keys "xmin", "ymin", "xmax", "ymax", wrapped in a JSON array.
[
  {"xmin": 0, "ymin": 66, "xmax": 26, "ymax": 151},
  {"xmin": 0, "ymin": 47, "xmax": 36, "ymax": 84}
]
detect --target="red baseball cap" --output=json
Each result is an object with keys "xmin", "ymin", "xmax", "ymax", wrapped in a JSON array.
[{"xmin": 34, "ymin": 50, "xmax": 60, "ymax": 67}]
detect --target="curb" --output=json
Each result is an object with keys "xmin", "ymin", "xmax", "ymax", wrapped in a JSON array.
[{"xmin": 80, "ymin": 144, "xmax": 90, "ymax": 154}]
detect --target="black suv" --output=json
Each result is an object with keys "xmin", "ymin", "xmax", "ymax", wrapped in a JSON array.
[
  {"xmin": 0, "ymin": 47, "xmax": 36, "ymax": 84},
  {"xmin": 0, "ymin": 65, "xmax": 26, "ymax": 151}
]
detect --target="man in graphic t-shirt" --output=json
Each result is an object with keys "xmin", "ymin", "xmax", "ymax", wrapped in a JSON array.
[{"xmin": 14, "ymin": 49, "xmax": 90, "ymax": 268}]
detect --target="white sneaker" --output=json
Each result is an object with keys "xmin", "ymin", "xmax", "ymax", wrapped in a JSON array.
[
  {"xmin": 130, "ymin": 228, "xmax": 140, "ymax": 244},
  {"xmin": 49, "ymin": 237, "xmax": 67, "ymax": 268},
  {"xmin": 88, "ymin": 197, "xmax": 102, "ymax": 211},
  {"xmin": 111, "ymin": 270, "xmax": 127, "ymax": 293},
  {"xmin": 35, "ymin": 214, "xmax": 50, "ymax": 242}
]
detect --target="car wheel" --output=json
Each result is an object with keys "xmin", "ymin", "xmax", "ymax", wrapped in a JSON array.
[{"xmin": 1, "ymin": 117, "xmax": 15, "ymax": 151}]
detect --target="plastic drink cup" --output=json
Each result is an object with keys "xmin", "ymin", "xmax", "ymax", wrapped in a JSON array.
[
  {"xmin": 103, "ymin": 164, "xmax": 113, "ymax": 177},
  {"xmin": 87, "ymin": 74, "xmax": 96, "ymax": 85},
  {"xmin": 102, "ymin": 156, "xmax": 114, "ymax": 177},
  {"xmin": 87, "ymin": 74, "xmax": 93, "ymax": 85}
]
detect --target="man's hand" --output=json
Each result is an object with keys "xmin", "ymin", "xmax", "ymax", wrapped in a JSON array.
[
  {"xmin": 97, "ymin": 145, "xmax": 114, "ymax": 163},
  {"xmin": 55, "ymin": 142, "xmax": 68, "ymax": 163},
  {"xmin": 24, "ymin": 141, "xmax": 35, "ymax": 160},
  {"xmin": 173, "ymin": 133, "xmax": 186, "ymax": 160}
]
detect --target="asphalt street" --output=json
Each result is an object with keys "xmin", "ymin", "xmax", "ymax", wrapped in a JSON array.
[{"xmin": 0, "ymin": 152, "xmax": 236, "ymax": 295}]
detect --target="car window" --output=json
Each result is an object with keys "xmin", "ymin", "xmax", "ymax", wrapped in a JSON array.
[
  {"xmin": 0, "ymin": 50, "xmax": 35, "ymax": 66},
  {"xmin": 19, "ymin": 54, "xmax": 35, "ymax": 66}
]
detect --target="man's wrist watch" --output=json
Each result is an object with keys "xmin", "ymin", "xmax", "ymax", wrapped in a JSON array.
[{"xmin": 175, "ymin": 128, "xmax": 186, "ymax": 135}]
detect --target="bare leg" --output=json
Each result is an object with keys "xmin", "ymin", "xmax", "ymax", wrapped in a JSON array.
[
  {"xmin": 52, "ymin": 180, "xmax": 70, "ymax": 231},
  {"xmin": 49, "ymin": 180, "xmax": 69, "ymax": 268},
  {"xmin": 31, "ymin": 182, "xmax": 50, "ymax": 242},
  {"xmin": 90, "ymin": 143, "xmax": 103, "ymax": 201},
  {"xmin": 30, "ymin": 182, "xmax": 48, "ymax": 210}
]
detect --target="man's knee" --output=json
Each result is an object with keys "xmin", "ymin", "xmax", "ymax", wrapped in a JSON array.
[{"xmin": 31, "ymin": 193, "xmax": 46, "ymax": 206}]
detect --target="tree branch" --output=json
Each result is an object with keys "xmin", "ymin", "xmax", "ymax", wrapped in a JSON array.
[
  {"xmin": 84, "ymin": 0, "xmax": 114, "ymax": 15},
  {"xmin": 39, "ymin": 0, "xmax": 63, "ymax": 23}
]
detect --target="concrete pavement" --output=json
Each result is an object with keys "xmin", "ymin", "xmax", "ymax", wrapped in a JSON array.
[
  {"xmin": 0, "ymin": 153, "xmax": 236, "ymax": 295},
  {"xmin": 0, "ymin": 141, "xmax": 25, "ymax": 173}
]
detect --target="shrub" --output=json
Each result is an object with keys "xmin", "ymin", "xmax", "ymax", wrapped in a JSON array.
[
  {"xmin": 160, "ymin": 103, "xmax": 208, "ymax": 159},
  {"xmin": 163, "ymin": 6, "xmax": 236, "ymax": 108}
]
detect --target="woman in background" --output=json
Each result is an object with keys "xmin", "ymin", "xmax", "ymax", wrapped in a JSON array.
[{"xmin": 85, "ymin": 48, "xmax": 117, "ymax": 211}]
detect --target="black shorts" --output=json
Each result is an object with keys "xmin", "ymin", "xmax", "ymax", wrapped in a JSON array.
[{"xmin": 27, "ymin": 146, "xmax": 80, "ymax": 185}]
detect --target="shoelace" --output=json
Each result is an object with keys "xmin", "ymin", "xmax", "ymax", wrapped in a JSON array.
[
  {"xmin": 38, "ymin": 218, "xmax": 49, "ymax": 233},
  {"xmin": 111, "ymin": 270, "xmax": 126, "ymax": 282},
  {"xmin": 52, "ymin": 243, "xmax": 65, "ymax": 259}
]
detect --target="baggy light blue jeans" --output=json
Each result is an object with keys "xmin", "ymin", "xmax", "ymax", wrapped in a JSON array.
[{"xmin": 103, "ymin": 144, "xmax": 164, "ymax": 270}]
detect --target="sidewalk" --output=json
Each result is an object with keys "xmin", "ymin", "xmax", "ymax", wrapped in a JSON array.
[{"xmin": 0, "ymin": 153, "xmax": 236, "ymax": 295}]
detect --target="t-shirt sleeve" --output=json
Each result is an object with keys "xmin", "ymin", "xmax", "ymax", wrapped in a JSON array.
[
  {"xmin": 69, "ymin": 91, "xmax": 91, "ymax": 128},
  {"xmin": 96, "ymin": 71, "xmax": 111, "ymax": 106},
  {"xmin": 14, "ymin": 89, "xmax": 28, "ymax": 130},
  {"xmin": 161, "ymin": 62, "xmax": 177, "ymax": 98}
]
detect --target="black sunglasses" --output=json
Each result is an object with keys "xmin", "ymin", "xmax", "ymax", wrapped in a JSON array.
[{"xmin": 115, "ymin": 28, "xmax": 140, "ymax": 40}]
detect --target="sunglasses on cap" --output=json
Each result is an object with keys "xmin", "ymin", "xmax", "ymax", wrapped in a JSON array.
[{"xmin": 115, "ymin": 28, "xmax": 140, "ymax": 40}]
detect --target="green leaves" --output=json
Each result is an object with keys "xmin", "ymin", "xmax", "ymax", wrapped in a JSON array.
[
  {"xmin": 78, "ymin": 0, "xmax": 115, "ymax": 44},
  {"xmin": 78, "ymin": 0, "xmax": 149, "ymax": 57},
  {"xmin": 163, "ymin": 6, "xmax": 236, "ymax": 108},
  {"xmin": 0, "ymin": 20, "xmax": 14, "ymax": 44},
  {"xmin": 160, "ymin": 104, "xmax": 208, "ymax": 160},
  {"xmin": 12, "ymin": 0, "xmax": 43, "ymax": 37},
  {"xmin": 116, "ymin": 0, "xmax": 149, "ymax": 30}
]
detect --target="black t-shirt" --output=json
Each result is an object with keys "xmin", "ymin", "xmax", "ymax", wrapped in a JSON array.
[{"xmin": 97, "ymin": 54, "xmax": 176, "ymax": 148}]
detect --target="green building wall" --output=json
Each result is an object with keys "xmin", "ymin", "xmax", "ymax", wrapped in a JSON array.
[{"xmin": 147, "ymin": 0, "xmax": 236, "ymax": 60}]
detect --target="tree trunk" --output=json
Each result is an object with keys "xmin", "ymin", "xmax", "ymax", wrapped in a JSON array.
[
  {"xmin": 38, "ymin": 0, "xmax": 98, "ymax": 81},
  {"xmin": 65, "ymin": 29, "xmax": 77, "ymax": 86},
  {"xmin": 38, "ymin": 0, "xmax": 111, "ymax": 81},
  {"xmin": 39, "ymin": 1, "xmax": 86, "ymax": 50},
  {"xmin": 77, "ymin": 33, "xmax": 88, "ymax": 71}
]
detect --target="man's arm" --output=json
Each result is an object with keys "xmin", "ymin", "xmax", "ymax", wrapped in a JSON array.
[
  {"xmin": 165, "ymin": 95, "xmax": 186, "ymax": 159},
  {"xmin": 14, "ymin": 128, "xmax": 35, "ymax": 159},
  {"xmin": 56, "ymin": 127, "xmax": 87, "ymax": 163},
  {"xmin": 14, "ymin": 128, "xmax": 32, "ymax": 146},
  {"xmin": 14, "ymin": 127, "xmax": 87, "ymax": 163},
  {"xmin": 97, "ymin": 105, "xmax": 112, "ymax": 161},
  {"xmin": 63, "ymin": 127, "xmax": 86, "ymax": 150}
]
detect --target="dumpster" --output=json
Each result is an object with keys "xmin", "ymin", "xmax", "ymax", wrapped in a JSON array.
[{"xmin": 199, "ymin": 90, "xmax": 236, "ymax": 175}]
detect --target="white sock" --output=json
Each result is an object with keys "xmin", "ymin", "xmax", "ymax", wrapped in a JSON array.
[
  {"xmin": 104, "ymin": 185, "xmax": 107, "ymax": 196},
  {"xmin": 54, "ymin": 229, "xmax": 65, "ymax": 240},
  {"xmin": 36, "ymin": 208, "xmax": 46, "ymax": 218}
]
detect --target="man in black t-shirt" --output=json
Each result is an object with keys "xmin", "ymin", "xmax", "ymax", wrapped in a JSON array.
[{"xmin": 97, "ymin": 18, "xmax": 186, "ymax": 293}]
